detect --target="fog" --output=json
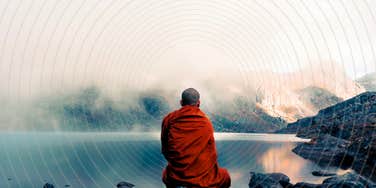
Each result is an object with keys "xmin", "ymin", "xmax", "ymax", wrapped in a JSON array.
[{"xmin": 0, "ymin": 0, "xmax": 376, "ymax": 130}]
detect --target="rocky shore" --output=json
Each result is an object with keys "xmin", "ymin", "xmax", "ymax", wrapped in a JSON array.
[
  {"xmin": 278, "ymin": 92, "xmax": 376, "ymax": 182},
  {"xmin": 249, "ymin": 171, "xmax": 376, "ymax": 188}
]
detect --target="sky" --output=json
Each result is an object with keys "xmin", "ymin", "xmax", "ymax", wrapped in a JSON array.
[{"xmin": 0, "ymin": 0, "xmax": 376, "ymax": 100}]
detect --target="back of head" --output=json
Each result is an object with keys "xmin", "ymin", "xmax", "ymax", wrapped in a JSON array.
[{"xmin": 181, "ymin": 88, "xmax": 200, "ymax": 106}]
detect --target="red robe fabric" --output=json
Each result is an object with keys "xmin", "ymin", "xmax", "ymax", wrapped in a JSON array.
[{"xmin": 161, "ymin": 105, "xmax": 231, "ymax": 188}]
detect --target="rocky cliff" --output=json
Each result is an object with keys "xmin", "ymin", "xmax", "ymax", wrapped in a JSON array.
[
  {"xmin": 280, "ymin": 92, "xmax": 376, "ymax": 181},
  {"xmin": 277, "ymin": 92, "xmax": 376, "ymax": 137}
]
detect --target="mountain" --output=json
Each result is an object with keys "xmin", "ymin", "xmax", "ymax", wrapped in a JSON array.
[
  {"xmin": 43, "ymin": 86, "xmax": 171, "ymax": 131},
  {"xmin": 296, "ymin": 86, "xmax": 343, "ymax": 112},
  {"xmin": 356, "ymin": 72, "xmax": 376, "ymax": 91},
  {"xmin": 40, "ymin": 86, "xmax": 285, "ymax": 132},
  {"xmin": 210, "ymin": 97, "xmax": 285, "ymax": 132},
  {"xmin": 256, "ymin": 62, "xmax": 364, "ymax": 123},
  {"xmin": 288, "ymin": 92, "xmax": 375, "ymax": 138},
  {"xmin": 277, "ymin": 91, "xmax": 376, "ymax": 136},
  {"xmin": 36, "ymin": 63, "xmax": 362, "ymax": 132},
  {"xmin": 6, "ymin": 62, "xmax": 364, "ymax": 132}
]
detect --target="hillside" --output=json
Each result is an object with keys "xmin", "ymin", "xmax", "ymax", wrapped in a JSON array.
[
  {"xmin": 296, "ymin": 86, "xmax": 343, "ymax": 111},
  {"xmin": 357, "ymin": 72, "xmax": 376, "ymax": 91},
  {"xmin": 257, "ymin": 62, "xmax": 363, "ymax": 123},
  {"xmin": 279, "ymin": 92, "xmax": 376, "ymax": 181},
  {"xmin": 43, "ymin": 87, "xmax": 171, "ymax": 131},
  {"xmin": 37, "ymin": 86, "xmax": 285, "ymax": 132},
  {"xmin": 210, "ymin": 97, "xmax": 285, "ymax": 132}
]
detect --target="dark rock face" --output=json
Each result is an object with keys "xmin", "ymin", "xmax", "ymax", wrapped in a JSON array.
[
  {"xmin": 249, "ymin": 172, "xmax": 290, "ymax": 188},
  {"xmin": 295, "ymin": 92, "xmax": 376, "ymax": 139},
  {"xmin": 281, "ymin": 92, "xmax": 376, "ymax": 180},
  {"xmin": 277, "ymin": 92, "xmax": 376, "ymax": 137},
  {"xmin": 249, "ymin": 172, "xmax": 376, "ymax": 188},
  {"xmin": 117, "ymin": 181, "xmax": 135, "ymax": 188},
  {"xmin": 292, "ymin": 134, "xmax": 352, "ymax": 168}
]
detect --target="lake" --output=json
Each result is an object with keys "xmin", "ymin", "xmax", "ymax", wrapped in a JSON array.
[{"xmin": 0, "ymin": 132, "xmax": 349, "ymax": 187}]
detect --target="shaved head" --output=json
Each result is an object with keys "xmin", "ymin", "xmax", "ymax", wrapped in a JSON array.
[{"xmin": 181, "ymin": 88, "xmax": 200, "ymax": 106}]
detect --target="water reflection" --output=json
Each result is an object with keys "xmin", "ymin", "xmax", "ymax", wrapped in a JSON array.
[
  {"xmin": 258, "ymin": 143, "xmax": 313, "ymax": 183},
  {"xmin": 258, "ymin": 143, "xmax": 353, "ymax": 184},
  {"xmin": 0, "ymin": 133, "xmax": 345, "ymax": 187}
]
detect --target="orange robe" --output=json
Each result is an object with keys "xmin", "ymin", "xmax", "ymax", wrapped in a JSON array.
[{"xmin": 161, "ymin": 105, "xmax": 231, "ymax": 188}]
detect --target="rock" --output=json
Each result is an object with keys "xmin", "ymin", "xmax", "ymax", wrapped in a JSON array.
[
  {"xmin": 64, "ymin": 185, "xmax": 70, "ymax": 187},
  {"xmin": 285, "ymin": 92, "xmax": 376, "ymax": 180},
  {"xmin": 249, "ymin": 172, "xmax": 376, "ymax": 188},
  {"xmin": 43, "ymin": 183, "xmax": 54, "ymax": 188},
  {"xmin": 292, "ymin": 134, "xmax": 351, "ymax": 167},
  {"xmin": 321, "ymin": 172, "xmax": 376, "ymax": 188},
  {"xmin": 293, "ymin": 182, "xmax": 321, "ymax": 188},
  {"xmin": 311, "ymin": 170, "xmax": 336, "ymax": 177},
  {"xmin": 249, "ymin": 172, "xmax": 290, "ymax": 188},
  {"xmin": 117, "ymin": 181, "xmax": 135, "ymax": 188}
]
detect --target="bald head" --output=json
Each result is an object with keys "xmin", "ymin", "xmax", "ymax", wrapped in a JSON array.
[{"xmin": 181, "ymin": 88, "xmax": 200, "ymax": 106}]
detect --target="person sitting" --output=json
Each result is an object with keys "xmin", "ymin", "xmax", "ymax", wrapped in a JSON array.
[{"xmin": 161, "ymin": 88, "xmax": 231, "ymax": 188}]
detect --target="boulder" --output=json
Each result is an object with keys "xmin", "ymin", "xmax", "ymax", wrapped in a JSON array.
[
  {"xmin": 249, "ymin": 172, "xmax": 290, "ymax": 188},
  {"xmin": 117, "ymin": 181, "xmax": 135, "ymax": 188}
]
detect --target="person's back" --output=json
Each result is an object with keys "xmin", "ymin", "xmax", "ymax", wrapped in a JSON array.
[{"xmin": 161, "ymin": 88, "xmax": 231, "ymax": 188}]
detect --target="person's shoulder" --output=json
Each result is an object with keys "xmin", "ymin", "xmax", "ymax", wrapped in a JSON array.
[
  {"xmin": 196, "ymin": 109, "xmax": 212, "ymax": 122},
  {"xmin": 162, "ymin": 109, "xmax": 179, "ymax": 121}
]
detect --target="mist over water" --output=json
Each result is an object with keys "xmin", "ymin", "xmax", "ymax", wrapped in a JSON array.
[
  {"xmin": 0, "ymin": 0, "xmax": 375, "ymax": 131},
  {"xmin": 0, "ymin": 65, "xmax": 363, "ymax": 131}
]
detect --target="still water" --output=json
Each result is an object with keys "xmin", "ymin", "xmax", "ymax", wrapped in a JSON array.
[{"xmin": 0, "ymin": 133, "xmax": 346, "ymax": 187}]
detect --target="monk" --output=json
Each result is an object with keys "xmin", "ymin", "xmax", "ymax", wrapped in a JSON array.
[{"xmin": 161, "ymin": 88, "xmax": 231, "ymax": 188}]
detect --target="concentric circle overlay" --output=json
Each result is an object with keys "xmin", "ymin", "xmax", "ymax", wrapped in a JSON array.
[{"xmin": 0, "ymin": 0, "xmax": 376, "ymax": 187}]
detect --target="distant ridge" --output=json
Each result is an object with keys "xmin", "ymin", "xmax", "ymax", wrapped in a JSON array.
[{"xmin": 356, "ymin": 72, "xmax": 376, "ymax": 92}]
